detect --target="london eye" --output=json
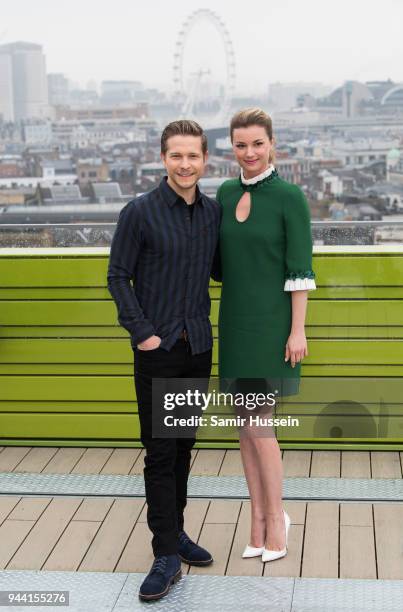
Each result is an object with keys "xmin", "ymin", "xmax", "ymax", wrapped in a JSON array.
[{"xmin": 173, "ymin": 9, "xmax": 236, "ymax": 126}]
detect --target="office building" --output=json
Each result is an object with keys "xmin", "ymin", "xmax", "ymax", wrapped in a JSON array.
[
  {"xmin": 0, "ymin": 42, "xmax": 49, "ymax": 121},
  {"xmin": 0, "ymin": 52, "xmax": 14, "ymax": 121},
  {"xmin": 48, "ymin": 73, "xmax": 69, "ymax": 106},
  {"xmin": 101, "ymin": 80, "xmax": 143, "ymax": 106}
]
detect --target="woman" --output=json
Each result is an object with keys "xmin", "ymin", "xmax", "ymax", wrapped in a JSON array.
[{"xmin": 214, "ymin": 108, "xmax": 316, "ymax": 562}]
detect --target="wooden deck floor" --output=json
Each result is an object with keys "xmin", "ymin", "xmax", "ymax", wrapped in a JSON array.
[{"xmin": 0, "ymin": 447, "xmax": 402, "ymax": 580}]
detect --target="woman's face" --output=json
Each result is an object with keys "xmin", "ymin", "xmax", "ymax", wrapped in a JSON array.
[{"xmin": 232, "ymin": 125, "xmax": 273, "ymax": 179}]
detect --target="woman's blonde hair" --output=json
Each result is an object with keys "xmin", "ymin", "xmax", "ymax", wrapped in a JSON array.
[{"xmin": 230, "ymin": 107, "xmax": 275, "ymax": 163}]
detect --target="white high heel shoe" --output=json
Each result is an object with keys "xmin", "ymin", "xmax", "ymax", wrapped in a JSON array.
[
  {"xmin": 242, "ymin": 544, "xmax": 265, "ymax": 559},
  {"xmin": 261, "ymin": 510, "xmax": 290, "ymax": 563}
]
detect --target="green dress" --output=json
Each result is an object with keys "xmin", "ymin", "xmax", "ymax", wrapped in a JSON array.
[{"xmin": 216, "ymin": 168, "xmax": 316, "ymax": 397}]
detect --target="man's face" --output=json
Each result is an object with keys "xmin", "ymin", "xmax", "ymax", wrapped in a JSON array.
[{"xmin": 161, "ymin": 134, "xmax": 207, "ymax": 193}]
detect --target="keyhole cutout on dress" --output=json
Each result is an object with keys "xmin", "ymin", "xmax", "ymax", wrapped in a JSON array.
[{"xmin": 235, "ymin": 192, "xmax": 251, "ymax": 222}]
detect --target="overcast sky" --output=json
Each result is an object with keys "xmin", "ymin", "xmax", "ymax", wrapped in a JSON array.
[{"xmin": 2, "ymin": 0, "xmax": 402, "ymax": 94}]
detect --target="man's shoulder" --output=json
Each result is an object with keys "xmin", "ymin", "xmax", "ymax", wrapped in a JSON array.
[
  {"xmin": 122, "ymin": 187, "xmax": 160, "ymax": 215},
  {"xmin": 200, "ymin": 190, "xmax": 220, "ymax": 210}
]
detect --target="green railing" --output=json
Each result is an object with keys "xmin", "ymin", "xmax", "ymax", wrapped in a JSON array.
[{"xmin": 0, "ymin": 246, "xmax": 402, "ymax": 450}]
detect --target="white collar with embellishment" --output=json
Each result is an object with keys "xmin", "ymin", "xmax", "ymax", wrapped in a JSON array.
[{"xmin": 240, "ymin": 164, "xmax": 276, "ymax": 185}]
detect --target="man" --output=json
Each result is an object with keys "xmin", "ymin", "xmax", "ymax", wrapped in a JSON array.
[{"xmin": 107, "ymin": 120, "xmax": 220, "ymax": 602}]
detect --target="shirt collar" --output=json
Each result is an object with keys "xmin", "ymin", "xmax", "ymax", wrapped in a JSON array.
[
  {"xmin": 159, "ymin": 176, "xmax": 204, "ymax": 207},
  {"xmin": 240, "ymin": 163, "xmax": 276, "ymax": 186}
]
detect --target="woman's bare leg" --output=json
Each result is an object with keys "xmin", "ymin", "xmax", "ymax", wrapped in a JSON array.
[
  {"xmin": 253, "ymin": 434, "xmax": 286, "ymax": 550},
  {"xmin": 239, "ymin": 434, "xmax": 266, "ymax": 547}
]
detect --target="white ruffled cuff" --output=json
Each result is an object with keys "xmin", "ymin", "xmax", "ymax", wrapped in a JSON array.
[{"xmin": 284, "ymin": 277, "xmax": 317, "ymax": 291}]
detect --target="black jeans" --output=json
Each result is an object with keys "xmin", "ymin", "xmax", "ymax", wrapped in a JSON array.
[{"xmin": 134, "ymin": 339, "xmax": 212, "ymax": 556}]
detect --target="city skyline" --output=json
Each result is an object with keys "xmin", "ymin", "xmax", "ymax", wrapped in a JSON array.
[{"xmin": 2, "ymin": 0, "xmax": 403, "ymax": 95}]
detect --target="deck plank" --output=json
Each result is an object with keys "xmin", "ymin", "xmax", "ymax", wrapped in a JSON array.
[
  {"xmin": 41, "ymin": 448, "xmax": 86, "ymax": 474},
  {"xmin": 78, "ymin": 498, "xmax": 143, "ymax": 572},
  {"xmin": 340, "ymin": 503, "xmax": 376, "ymax": 578},
  {"xmin": 71, "ymin": 448, "xmax": 114, "ymax": 474},
  {"xmin": 100, "ymin": 448, "xmax": 141, "ymax": 475},
  {"xmin": 301, "ymin": 502, "xmax": 339, "ymax": 578},
  {"xmin": 190, "ymin": 448, "xmax": 198, "ymax": 468},
  {"xmin": 219, "ymin": 450, "xmax": 244, "ymax": 475},
  {"xmin": 0, "ymin": 447, "xmax": 32, "ymax": 471},
  {"xmin": 0, "ymin": 520, "xmax": 36, "ymax": 568},
  {"xmin": 8, "ymin": 497, "xmax": 51, "ymax": 521},
  {"xmin": 6, "ymin": 497, "xmax": 82, "ymax": 570},
  {"xmin": 15, "ymin": 447, "xmax": 59, "ymax": 473},
  {"xmin": 283, "ymin": 450, "xmax": 311, "ymax": 477},
  {"xmin": 189, "ymin": 522, "xmax": 236, "ymax": 575},
  {"xmin": 183, "ymin": 499, "xmax": 210, "ymax": 542},
  {"xmin": 115, "ymin": 521, "xmax": 154, "ymax": 573},
  {"xmin": 0, "ymin": 497, "xmax": 21, "ymax": 525},
  {"xmin": 137, "ymin": 501, "xmax": 148, "ymax": 523},
  {"xmin": 190, "ymin": 449, "xmax": 225, "ymax": 475},
  {"xmin": 374, "ymin": 503, "xmax": 403, "ymax": 579},
  {"xmin": 311, "ymin": 451, "xmax": 341, "ymax": 477},
  {"xmin": 340, "ymin": 503, "xmax": 372, "ymax": 527},
  {"xmin": 182, "ymin": 499, "xmax": 211, "ymax": 575},
  {"xmin": 285, "ymin": 502, "xmax": 306, "ymax": 526},
  {"xmin": 226, "ymin": 501, "xmax": 262, "ymax": 576},
  {"xmin": 371, "ymin": 451, "xmax": 402, "ymax": 478},
  {"xmin": 341, "ymin": 451, "xmax": 371, "ymax": 478},
  {"xmin": 43, "ymin": 521, "xmax": 101, "ymax": 571},
  {"xmin": 73, "ymin": 498, "xmax": 115, "ymax": 522},
  {"xmin": 204, "ymin": 500, "xmax": 240, "ymax": 524},
  {"xmin": 340, "ymin": 525, "xmax": 376, "ymax": 578},
  {"xmin": 129, "ymin": 449, "xmax": 146, "ymax": 475}
]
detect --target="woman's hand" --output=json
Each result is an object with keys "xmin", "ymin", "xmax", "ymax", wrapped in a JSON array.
[{"xmin": 285, "ymin": 330, "xmax": 308, "ymax": 368}]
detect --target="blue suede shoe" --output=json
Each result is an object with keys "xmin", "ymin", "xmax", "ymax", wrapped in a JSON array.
[
  {"xmin": 178, "ymin": 530, "xmax": 213, "ymax": 566},
  {"xmin": 139, "ymin": 554, "xmax": 181, "ymax": 602}
]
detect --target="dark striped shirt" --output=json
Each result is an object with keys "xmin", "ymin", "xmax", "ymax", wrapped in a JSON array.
[{"xmin": 107, "ymin": 176, "xmax": 220, "ymax": 354}]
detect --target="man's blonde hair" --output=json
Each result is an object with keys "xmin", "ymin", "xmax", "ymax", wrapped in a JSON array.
[{"xmin": 161, "ymin": 119, "xmax": 208, "ymax": 155}]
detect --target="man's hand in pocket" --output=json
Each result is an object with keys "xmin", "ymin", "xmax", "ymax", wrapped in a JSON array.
[{"xmin": 137, "ymin": 335, "xmax": 161, "ymax": 351}]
